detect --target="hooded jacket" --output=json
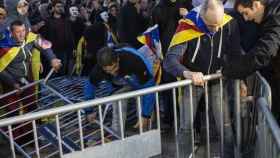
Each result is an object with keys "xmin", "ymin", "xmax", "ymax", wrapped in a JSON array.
[
  {"xmin": 2, "ymin": 0, "xmax": 31, "ymax": 31},
  {"xmin": 163, "ymin": 7, "xmax": 241, "ymax": 78},
  {"xmin": 83, "ymin": 46, "xmax": 155, "ymax": 117},
  {"xmin": 0, "ymin": 32, "xmax": 56, "ymax": 88}
]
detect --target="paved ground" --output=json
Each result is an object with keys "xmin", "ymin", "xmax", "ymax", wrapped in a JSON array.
[
  {"xmin": 0, "ymin": 129, "xmax": 222, "ymax": 158},
  {"xmin": 153, "ymin": 130, "xmax": 222, "ymax": 158}
]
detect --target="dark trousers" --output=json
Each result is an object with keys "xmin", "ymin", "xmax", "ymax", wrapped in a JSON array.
[
  {"xmin": 160, "ymin": 70, "xmax": 177, "ymax": 126},
  {"xmin": 0, "ymin": 84, "xmax": 37, "ymax": 145}
]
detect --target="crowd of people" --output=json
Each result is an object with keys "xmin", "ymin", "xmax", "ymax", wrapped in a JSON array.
[{"xmin": 0, "ymin": 0, "xmax": 280, "ymax": 157}]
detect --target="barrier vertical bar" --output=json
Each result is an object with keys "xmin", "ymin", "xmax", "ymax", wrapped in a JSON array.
[
  {"xmin": 204, "ymin": 82, "xmax": 210, "ymax": 158},
  {"xmin": 269, "ymin": 132, "xmax": 273, "ymax": 158},
  {"xmin": 77, "ymin": 110, "xmax": 84, "ymax": 150},
  {"xmin": 98, "ymin": 105, "xmax": 105, "ymax": 145},
  {"xmin": 8, "ymin": 125, "xmax": 16, "ymax": 158},
  {"xmin": 263, "ymin": 113, "xmax": 267, "ymax": 158},
  {"xmin": 172, "ymin": 88, "xmax": 178, "ymax": 135},
  {"xmin": 55, "ymin": 115, "xmax": 63, "ymax": 158},
  {"xmin": 137, "ymin": 96, "xmax": 143, "ymax": 134},
  {"xmin": 219, "ymin": 78, "xmax": 224, "ymax": 158},
  {"xmin": 235, "ymin": 80, "xmax": 241, "ymax": 158},
  {"xmin": 272, "ymin": 142, "xmax": 277, "ymax": 158},
  {"xmin": 189, "ymin": 85, "xmax": 195, "ymax": 158},
  {"xmin": 32, "ymin": 120, "xmax": 40, "ymax": 158},
  {"xmin": 155, "ymin": 92, "xmax": 160, "ymax": 130},
  {"xmin": 118, "ymin": 100, "xmax": 125, "ymax": 140}
]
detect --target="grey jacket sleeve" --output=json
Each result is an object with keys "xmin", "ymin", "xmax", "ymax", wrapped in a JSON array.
[{"xmin": 163, "ymin": 42, "xmax": 192, "ymax": 78}]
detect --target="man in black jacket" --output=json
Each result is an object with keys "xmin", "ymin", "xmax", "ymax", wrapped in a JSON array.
[
  {"xmin": 117, "ymin": 0, "xmax": 149, "ymax": 49},
  {"xmin": 232, "ymin": 0, "xmax": 280, "ymax": 119},
  {"xmin": 152, "ymin": 0, "xmax": 192, "ymax": 57},
  {"xmin": 40, "ymin": 0, "xmax": 75, "ymax": 76},
  {"xmin": 152, "ymin": 0, "xmax": 192, "ymax": 128}
]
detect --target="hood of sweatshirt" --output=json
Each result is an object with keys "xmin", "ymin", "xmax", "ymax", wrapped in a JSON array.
[{"xmin": 1, "ymin": 0, "xmax": 31, "ymax": 31}]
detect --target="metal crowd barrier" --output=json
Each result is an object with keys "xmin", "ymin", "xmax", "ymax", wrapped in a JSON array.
[
  {"xmin": 255, "ymin": 97, "xmax": 280, "ymax": 158},
  {"xmin": 0, "ymin": 73, "xmax": 225, "ymax": 158},
  {"xmin": 0, "ymin": 70, "xmax": 121, "ymax": 158},
  {"xmin": 233, "ymin": 72, "xmax": 274, "ymax": 158},
  {"xmin": 245, "ymin": 72, "xmax": 280, "ymax": 158},
  {"xmin": 0, "ymin": 71, "xmax": 278, "ymax": 158}
]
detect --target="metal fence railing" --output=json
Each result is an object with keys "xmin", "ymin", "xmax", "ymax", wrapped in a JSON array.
[
  {"xmin": 0, "ymin": 70, "xmax": 122, "ymax": 158},
  {"xmin": 232, "ymin": 71, "xmax": 273, "ymax": 158},
  {"xmin": 249, "ymin": 72, "xmax": 280, "ymax": 158},
  {"xmin": 0, "ymin": 73, "xmax": 225, "ymax": 158},
  {"xmin": 0, "ymin": 71, "xmax": 279, "ymax": 158},
  {"xmin": 255, "ymin": 97, "xmax": 280, "ymax": 158}
]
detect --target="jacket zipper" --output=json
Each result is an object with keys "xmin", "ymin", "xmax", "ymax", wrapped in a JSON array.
[
  {"xmin": 21, "ymin": 46, "xmax": 28, "ymax": 76},
  {"xmin": 207, "ymin": 35, "xmax": 214, "ymax": 74}
]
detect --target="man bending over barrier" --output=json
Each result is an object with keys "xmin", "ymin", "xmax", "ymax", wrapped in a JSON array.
[{"xmin": 83, "ymin": 45, "xmax": 156, "ymax": 135}]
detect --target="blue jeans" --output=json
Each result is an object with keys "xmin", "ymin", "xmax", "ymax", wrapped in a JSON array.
[{"xmin": 180, "ymin": 81, "xmax": 233, "ymax": 152}]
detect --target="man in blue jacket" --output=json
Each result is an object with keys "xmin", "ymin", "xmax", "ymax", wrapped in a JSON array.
[{"xmin": 83, "ymin": 45, "xmax": 155, "ymax": 135}]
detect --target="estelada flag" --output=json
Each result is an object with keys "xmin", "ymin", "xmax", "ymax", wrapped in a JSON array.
[
  {"xmin": 0, "ymin": 29, "xmax": 16, "ymax": 57},
  {"xmin": 0, "ymin": 31, "xmax": 38, "ymax": 72},
  {"xmin": 137, "ymin": 24, "xmax": 163, "ymax": 60},
  {"xmin": 137, "ymin": 25, "xmax": 163, "ymax": 84},
  {"xmin": 169, "ymin": 6, "xmax": 233, "ymax": 48}
]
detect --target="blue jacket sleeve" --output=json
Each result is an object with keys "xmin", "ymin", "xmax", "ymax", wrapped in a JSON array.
[
  {"xmin": 125, "ymin": 74, "xmax": 155, "ymax": 90},
  {"xmin": 123, "ymin": 75, "xmax": 156, "ymax": 117},
  {"xmin": 83, "ymin": 79, "xmax": 96, "ymax": 114},
  {"xmin": 140, "ymin": 78, "xmax": 156, "ymax": 117},
  {"xmin": 141, "ymin": 77, "xmax": 155, "ymax": 89}
]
